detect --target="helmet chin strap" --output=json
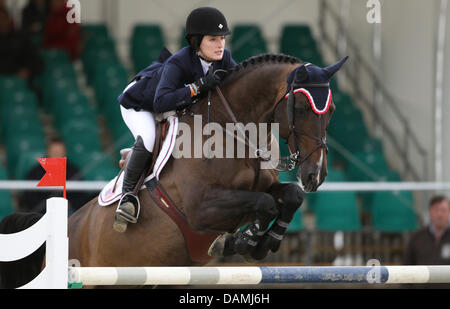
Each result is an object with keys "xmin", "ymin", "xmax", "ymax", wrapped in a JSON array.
[{"xmin": 197, "ymin": 52, "xmax": 213, "ymax": 63}]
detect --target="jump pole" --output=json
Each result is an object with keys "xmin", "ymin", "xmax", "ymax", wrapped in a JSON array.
[{"xmin": 68, "ymin": 265, "xmax": 450, "ymax": 287}]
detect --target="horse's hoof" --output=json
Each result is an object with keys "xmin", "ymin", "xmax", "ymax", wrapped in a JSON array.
[
  {"xmin": 208, "ymin": 233, "xmax": 236, "ymax": 257},
  {"xmin": 243, "ymin": 253, "xmax": 257, "ymax": 263},
  {"xmin": 208, "ymin": 234, "xmax": 227, "ymax": 257}
]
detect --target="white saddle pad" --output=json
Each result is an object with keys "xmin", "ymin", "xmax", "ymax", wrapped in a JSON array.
[{"xmin": 98, "ymin": 116, "xmax": 179, "ymax": 206}]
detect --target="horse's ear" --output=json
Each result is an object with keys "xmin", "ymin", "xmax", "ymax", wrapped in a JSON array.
[
  {"xmin": 323, "ymin": 56, "xmax": 349, "ymax": 79},
  {"xmin": 295, "ymin": 64, "xmax": 308, "ymax": 83}
]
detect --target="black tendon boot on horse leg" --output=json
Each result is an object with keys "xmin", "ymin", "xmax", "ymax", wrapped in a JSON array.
[
  {"xmin": 251, "ymin": 183, "xmax": 305, "ymax": 260},
  {"xmin": 232, "ymin": 193, "xmax": 279, "ymax": 258},
  {"xmin": 113, "ymin": 135, "xmax": 152, "ymax": 233},
  {"xmin": 208, "ymin": 192, "xmax": 279, "ymax": 259}
]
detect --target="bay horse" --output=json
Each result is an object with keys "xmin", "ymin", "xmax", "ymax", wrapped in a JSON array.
[
  {"xmin": 0, "ymin": 54, "xmax": 347, "ymax": 287},
  {"xmin": 68, "ymin": 54, "xmax": 347, "ymax": 268}
]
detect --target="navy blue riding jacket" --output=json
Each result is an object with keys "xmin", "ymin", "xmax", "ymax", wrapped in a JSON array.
[{"xmin": 119, "ymin": 46, "xmax": 236, "ymax": 113}]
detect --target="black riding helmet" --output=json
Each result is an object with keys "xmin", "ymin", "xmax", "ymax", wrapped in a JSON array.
[{"xmin": 185, "ymin": 7, "xmax": 231, "ymax": 50}]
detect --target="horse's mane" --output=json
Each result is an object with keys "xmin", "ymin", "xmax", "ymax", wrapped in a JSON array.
[{"xmin": 223, "ymin": 53, "xmax": 302, "ymax": 84}]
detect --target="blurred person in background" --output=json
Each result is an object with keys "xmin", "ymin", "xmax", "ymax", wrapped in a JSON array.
[
  {"xmin": 19, "ymin": 137, "xmax": 87, "ymax": 215},
  {"xmin": 42, "ymin": 0, "xmax": 81, "ymax": 60},
  {"xmin": 403, "ymin": 195, "xmax": 450, "ymax": 288},
  {"xmin": 22, "ymin": 0, "xmax": 50, "ymax": 38},
  {"xmin": 0, "ymin": 6, "xmax": 43, "ymax": 83}
]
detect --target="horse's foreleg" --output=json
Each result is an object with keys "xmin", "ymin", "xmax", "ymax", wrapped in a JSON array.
[
  {"xmin": 189, "ymin": 188, "xmax": 279, "ymax": 258},
  {"xmin": 250, "ymin": 182, "xmax": 305, "ymax": 260},
  {"xmin": 191, "ymin": 188, "xmax": 278, "ymax": 232}
]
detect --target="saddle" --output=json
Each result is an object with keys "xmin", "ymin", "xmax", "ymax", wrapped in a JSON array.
[{"xmin": 115, "ymin": 117, "xmax": 219, "ymax": 263}]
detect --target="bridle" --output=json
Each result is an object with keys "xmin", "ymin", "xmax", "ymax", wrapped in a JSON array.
[{"xmin": 181, "ymin": 69, "xmax": 330, "ymax": 172}]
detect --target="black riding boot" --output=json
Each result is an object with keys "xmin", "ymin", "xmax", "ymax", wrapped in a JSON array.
[{"xmin": 113, "ymin": 135, "xmax": 152, "ymax": 233}]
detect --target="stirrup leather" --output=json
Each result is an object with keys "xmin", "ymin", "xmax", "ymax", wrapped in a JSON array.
[{"xmin": 115, "ymin": 192, "xmax": 141, "ymax": 224}]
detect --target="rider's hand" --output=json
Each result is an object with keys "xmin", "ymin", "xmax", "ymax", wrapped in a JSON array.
[{"xmin": 195, "ymin": 72, "xmax": 221, "ymax": 94}]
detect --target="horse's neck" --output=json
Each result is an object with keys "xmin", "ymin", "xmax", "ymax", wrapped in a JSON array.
[{"xmin": 206, "ymin": 64, "xmax": 294, "ymax": 125}]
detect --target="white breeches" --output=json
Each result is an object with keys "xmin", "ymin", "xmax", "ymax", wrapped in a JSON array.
[{"xmin": 120, "ymin": 105, "xmax": 156, "ymax": 152}]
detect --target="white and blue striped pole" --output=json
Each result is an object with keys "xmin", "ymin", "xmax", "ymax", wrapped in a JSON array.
[{"xmin": 68, "ymin": 265, "xmax": 450, "ymax": 287}]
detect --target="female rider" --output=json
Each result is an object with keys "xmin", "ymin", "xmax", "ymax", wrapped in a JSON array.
[{"xmin": 114, "ymin": 7, "xmax": 237, "ymax": 232}]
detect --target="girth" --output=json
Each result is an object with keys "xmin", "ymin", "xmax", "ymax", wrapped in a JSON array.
[{"xmin": 145, "ymin": 178, "xmax": 219, "ymax": 263}]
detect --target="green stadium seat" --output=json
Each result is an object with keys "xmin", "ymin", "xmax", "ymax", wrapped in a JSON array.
[
  {"xmin": 330, "ymin": 92, "xmax": 360, "ymax": 122},
  {"xmin": 345, "ymin": 151, "xmax": 390, "ymax": 182},
  {"xmin": 0, "ymin": 89, "xmax": 39, "ymax": 115},
  {"xmin": 132, "ymin": 48, "xmax": 164, "ymax": 73},
  {"xmin": 93, "ymin": 63, "xmax": 128, "ymax": 104},
  {"xmin": 280, "ymin": 24, "xmax": 316, "ymax": 49},
  {"xmin": 132, "ymin": 24, "xmax": 163, "ymax": 39},
  {"xmin": 0, "ymin": 75, "xmax": 27, "ymax": 100},
  {"xmin": 131, "ymin": 24, "xmax": 165, "ymax": 72},
  {"xmin": 53, "ymin": 91, "xmax": 96, "ymax": 131},
  {"xmin": 297, "ymin": 48, "xmax": 324, "ymax": 66},
  {"xmin": 286, "ymin": 208, "xmax": 303, "ymax": 232},
  {"xmin": 96, "ymin": 78, "xmax": 128, "ymax": 110},
  {"xmin": 3, "ymin": 118, "xmax": 44, "ymax": 144},
  {"xmin": 5, "ymin": 134, "xmax": 46, "ymax": 177},
  {"xmin": 81, "ymin": 158, "xmax": 119, "ymax": 181},
  {"xmin": 83, "ymin": 48, "xmax": 120, "ymax": 85},
  {"xmin": 61, "ymin": 119, "xmax": 101, "ymax": 153},
  {"xmin": 0, "ymin": 75, "xmax": 28, "ymax": 106},
  {"xmin": 111, "ymin": 129, "xmax": 135, "ymax": 161},
  {"xmin": 43, "ymin": 63, "xmax": 77, "ymax": 82},
  {"xmin": 307, "ymin": 168, "xmax": 347, "ymax": 213},
  {"xmin": 359, "ymin": 169, "xmax": 402, "ymax": 213},
  {"xmin": 231, "ymin": 25, "xmax": 268, "ymax": 63},
  {"xmin": 100, "ymin": 89, "xmax": 135, "ymax": 156},
  {"xmin": 14, "ymin": 150, "xmax": 45, "ymax": 180},
  {"xmin": 40, "ymin": 48, "xmax": 71, "ymax": 64},
  {"xmin": 371, "ymin": 191, "xmax": 418, "ymax": 232},
  {"xmin": 0, "ymin": 166, "xmax": 8, "ymax": 179},
  {"xmin": 61, "ymin": 118, "xmax": 100, "ymax": 139},
  {"xmin": 43, "ymin": 77, "xmax": 79, "ymax": 111},
  {"xmin": 68, "ymin": 151, "xmax": 113, "ymax": 173},
  {"xmin": 280, "ymin": 24, "xmax": 323, "ymax": 65},
  {"xmin": 314, "ymin": 190, "xmax": 361, "ymax": 231},
  {"xmin": 82, "ymin": 24, "xmax": 110, "ymax": 44},
  {"xmin": 1, "ymin": 91, "xmax": 41, "ymax": 139}
]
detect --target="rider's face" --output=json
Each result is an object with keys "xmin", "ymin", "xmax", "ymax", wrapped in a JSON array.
[{"xmin": 198, "ymin": 35, "xmax": 225, "ymax": 62}]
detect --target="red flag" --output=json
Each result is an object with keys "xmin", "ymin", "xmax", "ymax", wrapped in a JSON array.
[{"xmin": 36, "ymin": 157, "xmax": 67, "ymax": 199}]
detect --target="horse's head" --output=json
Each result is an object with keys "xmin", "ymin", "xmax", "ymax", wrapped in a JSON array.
[{"xmin": 275, "ymin": 56, "xmax": 348, "ymax": 192}]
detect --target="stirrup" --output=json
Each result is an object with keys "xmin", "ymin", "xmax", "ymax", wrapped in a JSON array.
[{"xmin": 115, "ymin": 192, "xmax": 141, "ymax": 224}]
